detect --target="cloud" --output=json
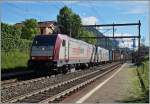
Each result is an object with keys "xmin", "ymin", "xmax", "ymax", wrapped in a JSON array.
[
  {"xmin": 4, "ymin": 1, "xmax": 38, "ymax": 4},
  {"xmin": 81, "ymin": 16, "xmax": 98, "ymax": 25},
  {"xmin": 113, "ymin": 1, "xmax": 149, "ymax": 15},
  {"xmin": 111, "ymin": 33, "xmax": 138, "ymax": 49},
  {"xmin": 118, "ymin": 39, "xmax": 138, "ymax": 49},
  {"xmin": 112, "ymin": 1, "xmax": 149, "ymax": 15},
  {"xmin": 106, "ymin": 32, "xmax": 138, "ymax": 49},
  {"xmin": 59, "ymin": 1, "xmax": 79, "ymax": 5},
  {"xmin": 124, "ymin": 6, "xmax": 148, "ymax": 14},
  {"xmin": 113, "ymin": 1, "xmax": 149, "ymax": 5},
  {"xmin": 4, "ymin": 1, "xmax": 78, "ymax": 4},
  {"xmin": 134, "ymin": 1, "xmax": 149, "ymax": 5}
]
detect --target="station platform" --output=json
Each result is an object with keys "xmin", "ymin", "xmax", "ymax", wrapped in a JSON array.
[{"xmin": 61, "ymin": 63, "xmax": 136, "ymax": 103}]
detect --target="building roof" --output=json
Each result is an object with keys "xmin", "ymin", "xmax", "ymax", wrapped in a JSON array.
[
  {"xmin": 15, "ymin": 21, "xmax": 57, "ymax": 27},
  {"xmin": 38, "ymin": 21, "xmax": 57, "ymax": 25}
]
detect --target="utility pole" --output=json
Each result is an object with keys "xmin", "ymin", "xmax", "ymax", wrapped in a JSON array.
[
  {"xmin": 113, "ymin": 22, "xmax": 115, "ymax": 51},
  {"xmin": 69, "ymin": 21, "xmax": 72, "ymax": 37},
  {"xmin": 105, "ymin": 37, "xmax": 107, "ymax": 48},
  {"xmin": 113, "ymin": 22, "xmax": 115, "ymax": 38},
  {"xmin": 138, "ymin": 20, "xmax": 141, "ymax": 58}
]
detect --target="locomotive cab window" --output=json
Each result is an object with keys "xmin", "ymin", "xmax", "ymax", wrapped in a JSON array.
[
  {"xmin": 62, "ymin": 40, "xmax": 66, "ymax": 47},
  {"xmin": 33, "ymin": 35, "xmax": 57, "ymax": 46}
]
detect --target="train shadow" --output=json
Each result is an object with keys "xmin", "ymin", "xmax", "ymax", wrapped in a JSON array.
[
  {"xmin": 2, "ymin": 66, "xmax": 28, "ymax": 73},
  {"xmin": 1, "ymin": 67, "xmax": 63, "ymax": 81}
]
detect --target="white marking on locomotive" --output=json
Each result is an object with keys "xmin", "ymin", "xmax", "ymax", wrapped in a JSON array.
[{"xmin": 31, "ymin": 46, "xmax": 54, "ymax": 56}]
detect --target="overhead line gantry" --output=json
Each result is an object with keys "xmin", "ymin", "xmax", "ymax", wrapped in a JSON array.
[{"xmin": 80, "ymin": 20, "xmax": 141, "ymax": 58}]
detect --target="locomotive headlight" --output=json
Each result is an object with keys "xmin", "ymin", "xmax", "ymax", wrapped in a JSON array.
[
  {"xmin": 48, "ymin": 56, "xmax": 52, "ymax": 59},
  {"xmin": 31, "ymin": 57, "xmax": 35, "ymax": 59},
  {"xmin": 42, "ymin": 47, "xmax": 45, "ymax": 50}
]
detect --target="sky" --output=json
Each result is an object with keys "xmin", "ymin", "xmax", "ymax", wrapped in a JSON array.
[{"xmin": 1, "ymin": 0, "xmax": 149, "ymax": 48}]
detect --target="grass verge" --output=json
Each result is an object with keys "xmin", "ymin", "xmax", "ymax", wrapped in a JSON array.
[
  {"xmin": 1, "ymin": 50, "xmax": 29, "ymax": 73},
  {"xmin": 122, "ymin": 57, "xmax": 149, "ymax": 103}
]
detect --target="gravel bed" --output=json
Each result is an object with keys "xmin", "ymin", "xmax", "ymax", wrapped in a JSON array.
[
  {"xmin": 1, "ymin": 68, "xmax": 98, "ymax": 102},
  {"xmin": 16, "ymin": 68, "xmax": 105, "ymax": 103}
]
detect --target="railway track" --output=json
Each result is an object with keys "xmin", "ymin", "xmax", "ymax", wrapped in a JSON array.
[
  {"xmin": 1, "ymin": 62, "xmax": 120, "ymax": 103},
  {"xmin": 1, "ymin": 79, "xmax": 17, "ymax": 86},
  {"xmin": 2, "ymin": 64, "xmax": 109, "ymax": 103},
  {"xmin": 1, "ymin": 63, "xmax": 111, "ymax": 88}
]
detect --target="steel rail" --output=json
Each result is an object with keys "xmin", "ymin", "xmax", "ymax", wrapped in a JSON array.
[
  {"xmin": 9, "ymin": 63, "xmax": 119, "ymax": 103},
  {"xmin": 40, "ymin": 64, "xmax": 121, "ymax": 103},
  {"xmin": 1, "ymin": 63, "xmax": 111, "ymax": 89},
  {"xmin": 3, "ymin": 62, "xmax": 118, "ymax": 103}
]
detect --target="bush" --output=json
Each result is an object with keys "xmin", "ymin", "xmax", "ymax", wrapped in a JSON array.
[
  {"xmin": 1, "ymin": 22, "xmax": 33, "ymax": 72},
  {"xmin": 18, "ymin": 39, "xmax": 32, "ymax": 51},
  {"xmin": 1, "ymin": 22, "xmax": 32, "ymax": 51}
]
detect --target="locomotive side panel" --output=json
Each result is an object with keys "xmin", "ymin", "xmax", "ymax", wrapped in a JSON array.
[
  {"xmin": 57, "ymin": 35, "xmax": 69, "ymax": 61},
  {"xmin": 51, "ymin": 34, "xmax": 94, "ymax": 67},
  {"xmin": 68, "ymin": 38, "xmax": 93, "ymax": 64}
]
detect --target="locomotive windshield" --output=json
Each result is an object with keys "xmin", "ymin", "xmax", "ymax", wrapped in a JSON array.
[{"xmin": 33, "ymin": 35, "xmax": 57, "ymax": 46}]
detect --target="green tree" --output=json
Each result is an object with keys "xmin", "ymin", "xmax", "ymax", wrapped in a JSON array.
[
  {"xmin": 21, "ymin": 18, "xmax": 39, "ymax": 40},
  {"xmin": 79, "ymin": 28, "xmax": 96, "ymax": 44},
  {"xmin": 71, "ymin": 14, "xmax": 82, "ymax": 38},
  {"xmin": 57, "ymin": 6, "xmax": 73, "ymax": 35},
  {"xmin": 57, "ymin": 6, "xmax": 81, "ymax": 38},
  {"xmin": 57, "ymin": 6, "xmax": 96, "ymax": 44}
]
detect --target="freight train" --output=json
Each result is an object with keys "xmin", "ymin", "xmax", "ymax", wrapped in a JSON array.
[{"xmin": 28, "ymin": 34, "xmax": 122, "ymax": 73}]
